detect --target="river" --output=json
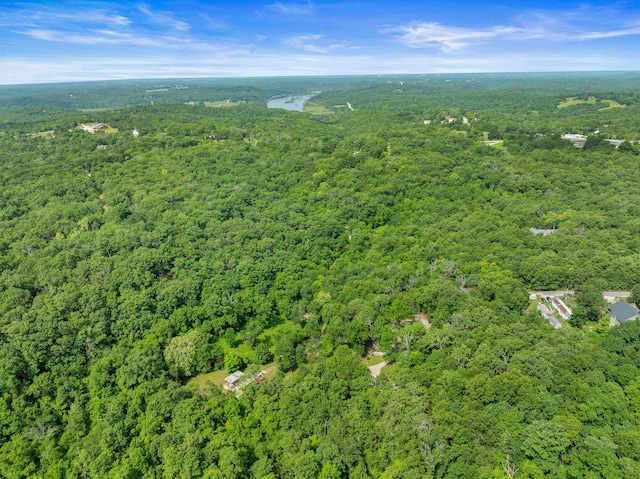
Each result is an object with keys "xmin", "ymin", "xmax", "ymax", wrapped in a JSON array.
[{"xmin": 267, "ymin": 94, "xmax": 317, "ymax": 112}]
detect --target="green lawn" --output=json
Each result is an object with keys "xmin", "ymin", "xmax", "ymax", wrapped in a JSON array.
[
  {"xmin": 362, "ymin": 355, "xmax": 385, "ymax": 367},
  {"xmin": 598, "ymin": 99, "xmax": 626, "ymax": 110},
  {"xmin": 379, "ymin": 363, "xmax": 394, "ymax": 377},
  {"xmin": 186, "ymin": 369, "xmax": 229, "ymax": 388},
  {"xmin": 303, "ymin": 102, "xmax": 332, "ymax": 115},
  {"xmin": 187, "ymin": 362, "xmax": 277, "ymax": 390},
  {"xmin": 557, "ymin": 96, "xmax": 626, "ymax": 110},
  {"xmin": 204, "ymin": 100, "xmax": 243, "ymax": 108},
  {"xmin": 29, "ymin": 130, "xmax": 54, "ymax": 138},
  {"xmin": 557, "ymin": 96, "xmax": 596, "ymax": 108},
  {"xmin": 261, "ymin": 362, "xmax": 277, "ymax": 378},
  {"xmin": 218, "ymin": 338, "xmax": 257, "ymax": 363}
]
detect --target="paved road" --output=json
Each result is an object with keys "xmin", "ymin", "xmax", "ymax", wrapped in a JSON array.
[
  {"xmin": 530, "ymin": 290, "xmax": 630, "ymax": 297},
  {"xmin": 530, "ymin": 291, "xmax": 631, "ymax": 303},
  {"xmin": 368, "ymin": 361, "xmax": 387, "ymax": 378}
]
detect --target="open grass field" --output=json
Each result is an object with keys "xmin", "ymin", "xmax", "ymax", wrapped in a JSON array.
[
  {"xmin": 218, "ymin": 338, "xmax": 257, "ymax": 363},
  {"xmin": 378, "ymin": 363, "xmax": 394, "ymax": 377},
  {"xmin": 186, "ymin": 369, "xmax": 229, "ymax": 388},
  {"xmin": 76, "ymin": 124, "xmax": 118, "ymax": 134},
  {"xmin": 29, "ymin": 130, "xmax": 54, "ymax": 138},
  {"xmin": 362, "ymin": 354, "xmax": 385, "ymax": 367},
  {"xmin": 204, "ymin": 100, "xmax": 243, "ymax": 108},
  {"xmin": 598, "ymin": 99, "xmax": 626, "ymax": 110},
  {"xmin": 557, "ymin": 96, "xmax": 597, "ymax": 108},
  {"xmin": 303, "ymin": 102, "xmax": 332, "ymax": 115},
  {"xmin": 187, "ymin": 362, "xmax": 277, "ymax": 390},
  {"xmin": 483, "ymin": 140, "xmax": 504, "ymax": 148},
  {"xmin": 558, "ymin": 96, "xmax": 626, "ymax": 110}
]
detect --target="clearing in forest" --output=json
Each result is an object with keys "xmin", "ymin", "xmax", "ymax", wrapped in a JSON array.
[
  {"xmin": 187, "ymin": 362, "xmax": 277, "ymax": 389},
  {"xmin": 204, "ymin": 100, "xmax": 243, "ymax": 107},
  {"xmin": 77, "ymin": 123, "xmax": 118, "ymax": 134},
  {"xmin": 219, "ymin": 338, "xmax": 258, "ymax": 364},
  {"xmin": 598, "ymin": 99, "xmax": 626, "ymax": 110},
  {"xmin": 28, "ymin": 130, "xmax": 54, "ymax": 138},
  {"xmin": 303, "ymin": 102, "xmax": 332, "ymax": 115},
  {"xmin": 362, "ymin": 354, "xmax": 385, "ymax": 367},
  {"xmin": 557, "ymin": 96, "xmax": 626, "ymax": 110},
  {"xmin": 367, "ymin": 361, "xmax": 388, "ymax": 378},
  {"xmin": 557, "ymin": 96, "xmax": 597, "ymax": 108},
  {"xmin": 186, "ymin": 369, "xmax": 229, "ymax": 388}
]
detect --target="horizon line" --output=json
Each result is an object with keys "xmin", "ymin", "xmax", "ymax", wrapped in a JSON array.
[{"xmin": 1, "ymin": 69, "xmax": 639, "ymax": 88}]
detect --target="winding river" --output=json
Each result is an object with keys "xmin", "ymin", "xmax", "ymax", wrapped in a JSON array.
[{"xmin": 267, "ymin": 94, "xmax": 317, "ymax": 112}]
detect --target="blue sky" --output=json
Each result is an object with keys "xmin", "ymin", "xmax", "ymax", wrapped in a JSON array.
[{"xmin": 1, "ymin": 1, "xmax": 639, "ymax": 84}]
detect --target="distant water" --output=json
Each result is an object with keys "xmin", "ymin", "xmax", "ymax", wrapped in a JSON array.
[{"xmin": 267, "ymin": 94, "xmax": 316, "ymax": 112}]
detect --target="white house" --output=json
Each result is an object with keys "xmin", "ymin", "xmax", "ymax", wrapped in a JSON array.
[{"xmin": 551, "ymin": 298, "xmax": 572, "ymax": 320}]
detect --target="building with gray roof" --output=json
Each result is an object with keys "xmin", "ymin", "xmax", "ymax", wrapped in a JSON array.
[{"xmin": 609, "ymin": 300, "xmax": 639, "ymax": 326}]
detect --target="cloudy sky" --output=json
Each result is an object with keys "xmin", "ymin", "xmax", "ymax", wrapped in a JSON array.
[{"xmin": 1, "ymin": 0, "xmax": 639, "ymax": 84}]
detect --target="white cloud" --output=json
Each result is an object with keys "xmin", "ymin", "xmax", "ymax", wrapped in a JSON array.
[
  {"xmin": 2, "ymin": 3, "xmax": 639, "ymax": 84},
  {"xmin": 387, "ymin": 8, "xmax": 640, "ymax": 51},
  {"xmin": 137, "ymin": 4, "xmax": 190, "ymax": 31},
  {"xmin": 3, "ymin": 43, "xmax": 640, "ymax": 85},
  {"xmin": 16, "ymin": 27, "xmax": 250, "ymax": 55},
  {"xmin": 0, "ymin": 7, "xmax": 131, "ymax": 28},
  {"xmin": 267, "ymin": 2, "xmax": 314, "ymax": 15},
  {"xmin": 388, "ymin": 22, "xmax": 519, "ymax": 51},
  {"xmin": 20, "ymin": 28, "xmax": 161, "ymax": 46},
  {"xmin": 285, "ymin": 34, "xmax": 326, "ymax": 52},
  {"xmin": 285, "ymin": 34, "xmax": 346, "ymax": 53},
  {"xmin": 55, "ymin": 11, "xmax": 131, "ymax": 27},
  {"xmin": 574, "ymin": 26, "xmax": 640, "ymax": 40}
]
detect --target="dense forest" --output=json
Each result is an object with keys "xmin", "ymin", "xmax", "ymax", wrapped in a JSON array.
[{"xmin": 1, "ymin": 73, "xmax": 640, "ymax": 478}]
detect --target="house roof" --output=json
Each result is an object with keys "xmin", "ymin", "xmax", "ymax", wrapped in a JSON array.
[
  {"xmin": 537, "ymin": 303, "xmax": 562, "ymax": 328},
  {"xmin": 537, "ymin": 303, "xmax": 554, "ymax": 318},
  {"xmin": 224, "ymin": 370, "xmax": 244, "ymax": 383},
  {"xmin": 552, "ymin": 298, "xmax": 572, "ymax": 318},
  {"xmin": 609, "ymin": 300, "xmax": 639, "ymax": 323},
  {"xmin": 530, "ymin": 227, "xmax": 556, "ymax": 236},
  {"xmin": 549, "ymin": 316, "xmax": 562, "ymax": 329}
]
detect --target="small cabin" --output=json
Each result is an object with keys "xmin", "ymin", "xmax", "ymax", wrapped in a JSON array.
[{"xmin": 223, "ymin": 370, "xmax": 244, "ymax": 390}]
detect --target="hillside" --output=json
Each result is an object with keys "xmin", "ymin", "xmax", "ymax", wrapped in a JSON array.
[{"xmin": 1, "ymin": 74, "xmax": 640, "ymax": 478}]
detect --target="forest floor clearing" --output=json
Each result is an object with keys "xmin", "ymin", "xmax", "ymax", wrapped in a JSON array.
[
  {"xmin": 362, "ymin": 354, "xmax": 385, "ymax": 367},
  {"xmin": 368, "ymin": 361, "xmax": 387, "ymax": 378},
  {"xmin": 187, "ymin": 369, "xmax": 228, "ymax": 388},
  {"xmin": 28, "ymin": 130, "xmax": 54, "ymax": 138},
  {"xmin": 558, "ymin": 96, "xmax": 597, "ymax": 108},
  {"xmin": 187, "ymin": 362, "xmax": 277, "ymax": 389},
  {"xmin": 219, "ymin": 338, "xmax": 258, "ymax": 363},
  {"xmin": 557, "ymin": 96, "xmax": 626, "ymax": 110},
  {"xmin": 204, "ymin": 100, "xmax": 242, "ymax": 107},
  {"xmin": 303, "ymin": 102, "xmax": 332, "ymax": 115},
  {"xmin": 599, "ymin": 99, "xmax": 626, "ymax": 110},
  {"xmin": 414, "ymin": 314, "xmax": 431, "ymax": 329}
]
